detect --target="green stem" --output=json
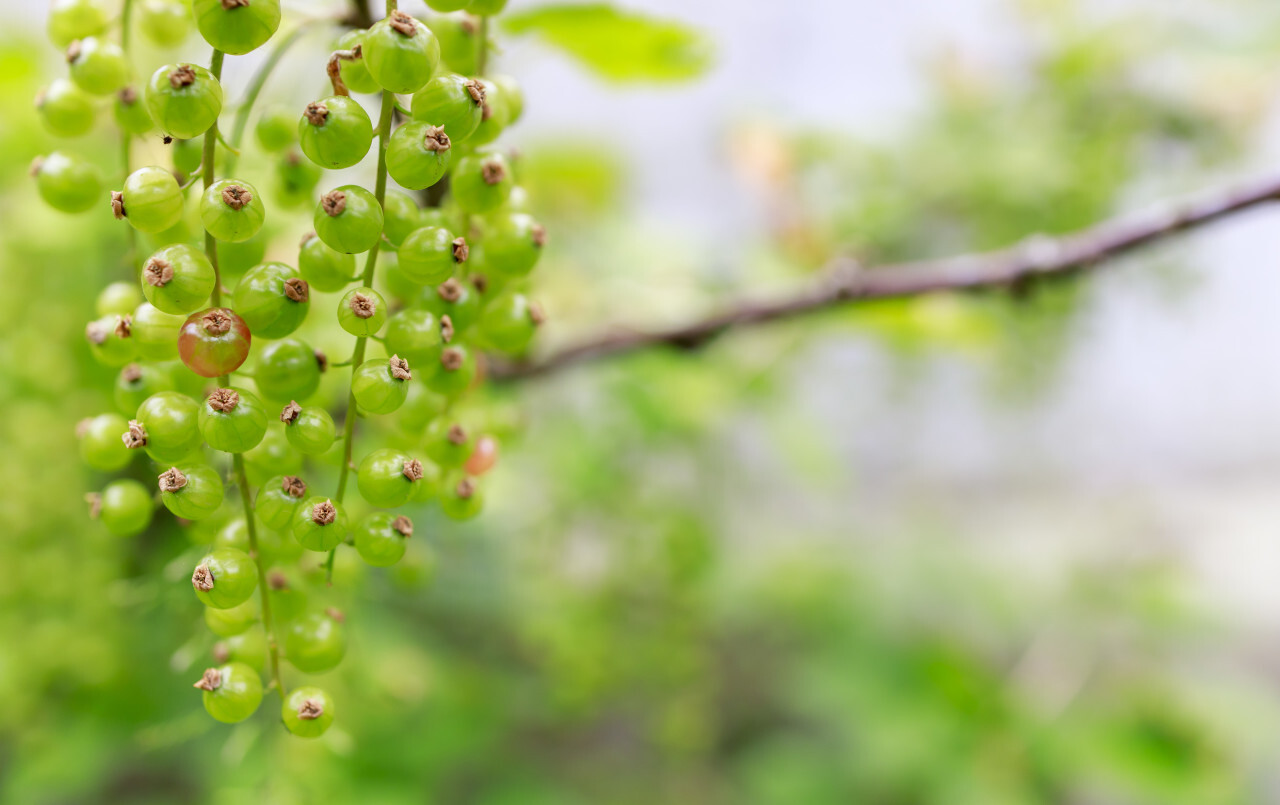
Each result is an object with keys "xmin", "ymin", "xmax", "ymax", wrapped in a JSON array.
[
  {"xmin": 120, "ymin": 0, "xmax": 134, "ymax": 51},
  {"xmin": 477, "ymin": 15, "xmax": 490, "ymax": 76},
  {"xmin": 203, "ymin": 49, "xmax": 225, "ymax": 307},
  {"xmin": 224, "ymin": 22, "xmax": 317, "ymax": 175},
  {"xmin": 120, "ymin": 0, "xmax": 135, "ymax": 259},
  {"xmin": 326, "ymin": 82, "xmax": 396, "ymax": 583}
]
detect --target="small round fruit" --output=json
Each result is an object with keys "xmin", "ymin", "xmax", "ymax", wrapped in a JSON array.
[
  {"xmin": 195, "ymin": 663, "xmax": 263, "ymax": 723},
  {"xmin": 398, "ymin": 226, "xmax": 466, "ymax": 285},
  {"xmin": 336, "ymin": 29, "xmax": 379, "ymax": 94},
  {"xmin": 243, "ymin": 426, "xmax": 303, "ymax": 487},
  {"xmin": 425, "ymin": 0, "xmax": 469, "ymax": 10},
  {"xmin": 429, "ymin": 14, "xmax": 480, "ymax": 75},
  {"xmin": 292, "ymin": 497, "xmax": 348, "ymax": 551},
  {"xmin": 114, "ymin": 87, "xmax": 154, "ymax": 134},
  {"xmin": 214, "ymin": 629, "xmax": 266, "ymax": 668},
  {"xmin": 354, "ymin": 512, "xmax": 413, "ymax": 567},
  {"xmin": 284, "ymin": 611, "xmax": 346, "ymax": 673},
  {"xmin": 468, "ymin": 79, "xmax": 509, "ymax": 146},
  {"xmin": 31, "ymin": 152, "xmax": 102, "ymax": 214},
  {"xmin": 451, "ymin": 152, "xmax": 513, "ymax": 214},
  {"xmin": 85, "ymin": 315, "xmax": 137, "ymax": 367},
  {"xmin": 158, "ymin": 463, "xmax": 225, "ymax": 520},
  {"xmin": 255, "ymin": 339, "xmax": 322, "ymax": 401},
  {"xmin": 36, "ymin": 79, "xmax": 95, "ymax": 137},
  {"xmin": 386, "ymin": 122, "xmax": 452, "ymax": 190},
  {"xmin": 172, "ymin": 136, "xmax": 204, "ymax": 175},
  {"xmin": 141, "ymin": 243, "xmax": 216, "ymax": 315},
  {"xmin": 424, "ymin": 418, "xmax": 474, "ymax": 468},
  {"xmin": 351, "ymin": 356, "xmax": 411, "ymax": 415},
  {"xmin": 67, "ymin": 37, "xmax": 130, "ymax": 96},
  {"xmin": 467, "ymin": 0, "xmax": 508, "ymax": 13},
  {"xmin": 492, "ymin": 74, "xmax": 524, "ymax": 124},
  {"xmin": 273, "ymin": 151, "xmax": 321, "ymax": 208},
  {"xmin": 205, "ymin": 600, "xmax": 258, "ymax": 637},
  {"xmin": 79, "ymin": 412, "xmax": 133, "ymax": 471},
  {"xmin": 423, "ymin": 277, "xmax": 481, "ymax": 331},
  {"xmin": 191, "ymin": 547, "xmax": 258, "ymax": 609},
  {"xmin": 115, "ymin": 166, "xmax": 184, "ymax": 233},
  {"xmin": 192, "ymin": 0, "xmax": 281, "ymax": 55},
  {"xmin": 338, "ymin": 288, "xmax": 388, "ymax": 336},
  {"xmin": 315, "ymin": 187, "xmax": 384, "ymax": 254},
  {"xmin": 429, "ymin": 343, "xmax": 477, "ymax": 397},
  {"xmin": 385, "ymin": 309, "xmax": 444, "ymax": 366},
  {"xmin": 199, "ymin": 387, "xmax": 268, "ymax": 453},
  {"xmin": 134, "ymin": 391, "xmax": 202, "ymax": 462},
  {"xmin": 232, "ymin": 262, "xmax": 310, "ymax": 339},
  {"xmin": 115, "ymin": 362, "xmax": 175, "ymax": 414},
  {"xmin": 282, "ymin": 686, "xmax": 335, "ymax": 738},
  {"xmin": 281, "ymin": 403, "xmax": 335, "ymax": 455},
  {"xmin": 256, "ymin": 474, "xmax": 308, "ymax": 530},
  {"xmin": 441, "ymin": 474, "xmax": 484, "ymax": 520},
  {"xmin": 201, "ymin": 179, "xmax": 266, "ymax": 243},
  {"xmin": 96, "ymin": 479, "xmax": 154, "ymax": 536},
  {"xmin": 298, "ymin": 97, "xmax": 373, "ymax": 170},
  {"xmin": 362, "ymin": 11, "xmax": 440, "ymax": 95},
  {"xmin": 484, "ymin": 213, "xmax": 545, "ymax": 277},
  {"xmin": 478, "ymin": 292, "xmax": 542, "ymax": 353},
  {"xmin": 410, "ymin": 73, "xmax": 485, "ymax": 142},
  {"xmin": 298, "ymin": 232, "xmax": 356, "ymax": 292},
  {"xmin": 356, "ymin": 448, "xmax": 421, "ymax": 507},
  {"xmin": 255, "ymin": 107, "xmax": 296, "ymax": 152},
  {"xmin": 132, "ymin": 302, "xmax": 184, "ymax": 360},
  {"xmin": 139, "ymin": 0, "xmax": 192, "ymax": 46},
  {"xmin": 145, "ymin": 63, "xmax": 224, "ymax": 140},
  {"xmin": 382, "ymin": 191, "xmax": 422, "ymax": 247},
  {"xmin": 179, "ymin": 308, "xmax": 252, "ymax": 378},
  {"xmin": 49, "ymin": 0, "xmax": 109, "ymax": 48}
]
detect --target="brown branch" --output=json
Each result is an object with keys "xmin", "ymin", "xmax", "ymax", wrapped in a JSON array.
[{"xmin": 492, "ymin": 173, "xmax": 1280, "ymax": 381}]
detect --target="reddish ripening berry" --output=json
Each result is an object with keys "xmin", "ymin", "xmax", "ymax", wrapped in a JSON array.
[
  {"xmin": 464, "ymin": 435, "xmax": 499, "ymax": 476},
  {"xmin": 178, "ymin": 308, "xmax": 252, "ymax": 378}
]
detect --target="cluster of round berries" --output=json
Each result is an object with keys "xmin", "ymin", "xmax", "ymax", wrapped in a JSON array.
[{"xmin": 45, "ymin": 0, "xmax": 542, "ymax": 737}]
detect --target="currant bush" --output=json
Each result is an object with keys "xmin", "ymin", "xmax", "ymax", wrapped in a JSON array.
[{"xmin": 51, "ymin": 0, "xmax": 545, "ymax": 737}]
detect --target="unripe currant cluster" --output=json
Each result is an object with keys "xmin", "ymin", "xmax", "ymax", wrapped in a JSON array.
[{"xmin": 45, "ymin": 0, "xmax": 542, "ymax": 737}]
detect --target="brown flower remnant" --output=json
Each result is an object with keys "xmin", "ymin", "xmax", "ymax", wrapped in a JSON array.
[
  {"xmin": 322, "ymin": 190, "xmax": 347, "ymax": 217},
  {"xmin": 389, "ymin": 355, "xmax": 411, "ymax": 381},
  {"xmin": 452, "ymin": 237, "xmax": 469, "ymax": 263},
  {"xmin": 202, "ymin": 309, "xmax": 232, "ymax": 335},
  {"xmin": 192, "ymin": 564, "xmax": 214, "ymax": 592},
  {"xmin": 280, "ymin": 400, "xmax": 303, "ymax": 424},
  {"xmin": 349, "ymin": 292, "xmax": 376, "ymax": 319},
  {"xmin": 144, "ymin": 257, "xmax": 174, "ymax": 286},
  {"xmin": 283, "ymin": 475, "xmax": 307, "ymax": 498},
  {"xmin": 158, "ymin": 467, "xmax": 188, "ymax": 492},
  {"xmin": 284, "ymin": 277, "xmax": 309, "ymax": 302},
  {"xmin": 207, "ymin": 388, "xmax": 240, "ymax": 412},
  {"xmin": 392, "ymin": 516, "xmax": 413, "ymax": 538},
  {"xmin": 221, "ymin": 184, "xmax": 253, "ymax": 211},
  {"xmin": 389, "ymin": 10, "xmax": 417, "ymax": 36},
  {"xmin": 122, "ymin": 420, "xmax": 148, "ymax": 449},
  {"xmin": 193, "ymin": 668, "xmax": 222, "ymax": 691},
  {"xmin": 481, "ymin": 158, "xmax": 506, "ymax": 185},
  {"xmin": 402, "ymin": 459, "xmax": 424, "ymax": 481},
  {"xmin": 311, "ymin": 500, "xmax": 337, "ymax": 525},
  {"xmin": 440, "ymin": 347, "xmax": 464, "ymax": 371},
  {"xmin": 298, "ymin": 699, "xmax": 325, "ymax": 720},
  {"xmin": 169, "ymin": 65, "xmax": 197, "ymax": 88}
]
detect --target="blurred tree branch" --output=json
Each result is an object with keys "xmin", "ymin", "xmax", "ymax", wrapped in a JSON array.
[{"xmin": 493, "ymin": 174, "xmax": 1280, "ymax": 381}]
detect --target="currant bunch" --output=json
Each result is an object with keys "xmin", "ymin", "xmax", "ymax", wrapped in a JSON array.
[{"xmin": 46, "ymin": 0, "xmax": 543, "ymax": 737}]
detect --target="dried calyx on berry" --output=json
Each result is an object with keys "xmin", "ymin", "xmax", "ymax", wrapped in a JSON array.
[
  {"xmin": 305, "ymin": 101, "xmax": 328, "ymax": 126},
  {"xmin": 144, "ymin": 256, "xmax": 174, "ymax": 286},
  {"xmin": 220, "ymin": 184, "xmax": 253, "ymax": 211},
  {"xmin": 268, "ymin": 570, "xmax": 289, "ymax": 590},
  {"xmin": 322, "ymin": 190, "xmax": 347, "ymax": 217},
  {"xmin": 388, "ymin": 10, "xmax": 417, "ymax": 36},
  {"xmin": 298, "ymin": 698, "xmax": 325, "ymax": 720},
  {"xmin": 283, "ymin": 277, "xmax": 309, "ymax": 302},
  {"xmin": 311, "ymin": 499, "xmax": 337, "ymax": 525},
  {"xmin": 389, "ymin": 355, "xmax": 411, "ymax": 380},
  {"xmin": 437, "ymin": 278, "xmax": 463, "ymax": 302},
  {"xmin": 447, "ymin": 424, "xmax": 468, "ymax": 445},
  {"xmin": 192, "ymin": 563, "xmax": 214, "ymax": 591},
  {"xmin": 349, "ymin": 292, "xmax": 377, "ymax": 319},
  {"xmin": 207, "ymin": 388, "xmax": 240, "ymax": 412},
  {"xmin": 452, "ymin": 237, "xmax": 469, "ymax": 263},
  {"xmin": 202, "ymin": 309, "xmax": 232, "ymax": 335},
  {"xmin": 440, "ymin": 347, "xmax": 464, "ymax": 371},
  {"xmin": 402, "ymin": 459, "xmax": 424, "ymax": 481},
  {"xmin": 114, "ymin": 316, "xmax": 132, "ymax": 338},
  {"xmin": 158, "ymin": 467, "xmax": 188, "ymax": 492},
  {"xmin": 169, "ymin": 65, "xmax": 197, "ymax": 89},
  {"xmin": 456, "ymin": 478, "xmax": 477, "ymax": 499},
  {"xmin": 193, "ymin": 667, "xmax": 222, "ymax": 691},
  {"xmin": 121, "ymin": 364, "xmax": 143, "ymax": 384},
  {"xmin": 481, "ymin": 158, "xmax": 506, "ymax": 185},
  {"xmin": 440, "ymin": 315, "xmax": 455, "ymax": 343},
  {"xmin": 464, "ymin": 79, "xmax": 485, "ymax": 105},
  {"xmin": 283, "ymin": 475, "xmax": 307, "ymax": 498},
  {"xmin": 423, "ymin": 126, "xmax": 450, "ymax": 152},
  {"xmin": 392, "ymin": 515, "xmax": 413, "ymax": 537},
  {"xmin": 110, "ymin": 191, "xmax": 126, "ymax": 219},
  {"xmin": 122, "ymin": 420, "xmax": 148, "ymax": 449},
  {"xmin": 280, "ymin": 400, "xmax": 303, "ymax": 424}
]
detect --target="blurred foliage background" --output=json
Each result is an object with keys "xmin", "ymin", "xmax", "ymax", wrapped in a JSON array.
[{"xmin": 6, "ymin": 0, "xmax": 1280, "ymax": 802}]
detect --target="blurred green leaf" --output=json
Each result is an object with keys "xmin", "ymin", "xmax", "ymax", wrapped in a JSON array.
[{"xmin": 501, "ymin": 3, "xmax": 712, "ymax": 82}]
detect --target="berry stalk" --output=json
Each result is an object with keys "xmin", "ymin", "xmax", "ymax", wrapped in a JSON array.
[
  {"xmin": 225, "ymin": 22, "xmax": 317, "ymax": 175},
  {"xmin": 202, "ymin": 49, "xmax": 225, "ymax": 307}
]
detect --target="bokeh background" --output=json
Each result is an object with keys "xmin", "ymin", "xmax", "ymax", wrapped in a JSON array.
[{"xmin": 7, "ymin": 0, "xmax": 1280, "ymax": 802}]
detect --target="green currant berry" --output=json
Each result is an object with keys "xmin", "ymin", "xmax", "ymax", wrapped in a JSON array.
[
  {"xmin": 254, "ymin": 339, "xmax": 323, "ymax": 401},
  {"xmin": 256, "ymin": 474, "xmax": 308, "ymax": 530},
  {"xmin": 97, "ymin": 282, "xmax": 142, "ymax": 317},
  {"xmin": 273, "ymin": 151, "xmax": 322, "ymax": 208},
  {"xmin": 195, "ymin": 663, "xmax": 263, "ymax": 723},
  {"xmin": 468, "ymin": 0, "xmax": 508, "ymax": 13},
  {"xmin": 178, "ymin": 308, "xmax": 252, "ymax": 378},
  {"xmin": 214, "ymin": 516, "xmax": 252, "ymax": 552},
  {"xmin": 451, "ymin": 152, "xmax": 512, "ymax": 214},
  {"xmin": 31, "ymin": 152, "xmax": 102, "ymax": 214},
  {"xmin": 379, "ymin": 252, "xmax": 422, "ymax": 301},
  {"xmin": 145, "ymin": 63, "xmax": 224, "ymax": 140},
  {"xmin": 385, "ymin": 309, "xmax": 444, "ymax": 366},
  {"xmin": 292, "ymin": 497, "xmax": 347, "ymax": 552},
  {"xmin": 113, "ymin": 87, "xmax": 154, "ymax": 134},
  {"xmin": 132, "ymin": 302, "xmax": 184, "ymax": 360},
  {"xmin": 172, "ymin": 136, "xmax": 204, "ymax": 175},
  {"xmin": 423, "ymin": 277, "xmax": 481, "ymax": 331},
  {"xmin": 428, "ymin": 13, "xmax": 480, "ymax": 75},
  {"xmin": 243, "ymin": 424, "xmax": 303, "ymax": 487},
  {"xmin": 217, "ymin": 230, "xmax": 268, "ymax": 279},
  {"xmin": 356, "ymin": 448, "xmax": 423, "ymax": 508},
  {"xmin": 429, "ymin": 343, "xmax": 477, "ymax": 397},
  {"xmin": 468, "ymin": 79, "xmax": 509, "ymax": 146},
  {"xmin": 425, "ymin": 0, "xmax": 469, "ymax": 10},
  {"xmin": 298, "ymin": 231, "xmax": 355, "ymax": 292},
  {"xmin": 282, "ymin": 686, "xmax": 334, "ymax": 738},
  {"xmin": 337, "ymin": 288, "xmax": 388, "ymax": 336},
  {"xmin": 440, "ymin": 474, "xmax": 484, "ymax": 520},
  {"xmin": 424, "ymin": 417, "xmax": 473, "ymax": 468},
  {"xmin": 267, "ymin": 574, "xmax": 308, "ymax": 622},
  {"xmin": 255, "ymin": 106, "xmax": 296, "ymax": 152},
  {"xmin": 66, "ymin": 37, "xmax": 130, "ymax": 96},
  {"xmin": 192, "ymin": 0, "xmax": 281, "ymax": 56},
  {"xmin": 139, "ymin": 0, "xmax": 193, "ymax": 46},
  {"xmin": 383, "ymin": 191, "xmax": 422, "ymax": 247},
  {"xmin": 407, "ymin": 457, "xmax": 443, "ymax": 503},
  {"xmin": 483, "ymin": 213, "xmax": 545, "ymax": 277},
  {"xmin": 398, "ymin": 226, "xmax": 466, "ymax": 285},
  {"xmin": 352, "ymin": 356, "xmax": 411, "ymax": 415},
  {"xmin": 465, "ymin": 434, "xmax": 499, "ymax": 475},
  {"xmin": 214, "ymin": 628, "xmax": 266, "ymax": 669},
  {"xmin": 232, "ymin": 262, "xmax": 310, "ymax": 338},
  {"xmin": 85, "ymin": 315, "xmax": 137, "ymax": 368},
  {"xmin": 115, "ymin": 362, "xmax": 175, "ymax": 414},
  {"xmin": 205, "ymin": 600, "xmax": 257, "ymax": 637},
  {"xmin": 201, "ymin": 179, "xmax": 265, "ymax": 243},
  {"xmin": 315, "ymin": 187, "xmax": 383, "ymax": 254},
  {"xmin": 387, "ymin": 122, "xmax": 452, "ymax": 190},
  {"xmin": 478, "ymin": 292, "xmax": 542, "ymax": 353},
  {"xmin": 281, "ymin": 402, "xmax": 336, "ymax": 455},
  {"xmin": 93, "ymin": 479, "xmax": 154, "ymax": 536},
  {"xmin": 36, "ymin": 79, "xmax": 95, "ymax": 137},
  {"xmin": 48, "ymin": 0, "xmax": 109, "ymax": 48},
  {"xmin": 491, "ymin": 74, "xmax": 524, "ymax": 124},
  {"xmin": 133, "ymin": 391, "xmax": 201, "ymax": 462},
  {"xmin": 354, "ymin": 512, "xmax": 413, "ymax": 567},
  {"xmin": 192, "ymin": 546, "xmax": 258, "ymax": 609},
  {"xmin": 159, "ymin": 463, "xmax": 225, "ymax": 520},
  {"xmin": 397, "ymin": 381, "xmax": 448, "ymax": 435},
  {"xmin": 363, "ymin": 11, "xmax": 440, "ymax": 94},
  {"xmin": 199, "ymin": 387, "xmax": 268, "ymax": 453},
  {"xmin": 410, "ymin": 73, "xmax": 485, "ymax": 142},
  {"xmin": 336, "ymin": 30, "xmax": 380, "ymax": 94},
  {"xmin": 284, "ymin": 611, "xmax": 346, "ymax": 673},
  {"xmin": 141, "ymin": 243, "xmax": 215, "ymax": 315},
  {"xmin": 115, "ymin": 166, "xmax": 184, "ymax": 233},
  {"xmin": 79, "ymin": 412, "xmax": 132, "ymax": 471},
  {"xmin": 298, "ymin": 96, "xmax": 373, "ymax": 170}
]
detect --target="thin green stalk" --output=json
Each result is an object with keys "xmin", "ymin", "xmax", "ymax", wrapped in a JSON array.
[
  {"xmin": 477, "ymin": 15, "xmax": 490, "ymax": 76},
  {"xmin": 225, "ymin": 22, "xmax": 318, "ymax": 175},
  {"xmin": 203, "ymin": 50, "xmax": 225, "ymax": 307},
  {"xmin": 120, "ymin": 0, "xmax": 135, "ymax": 259}
]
